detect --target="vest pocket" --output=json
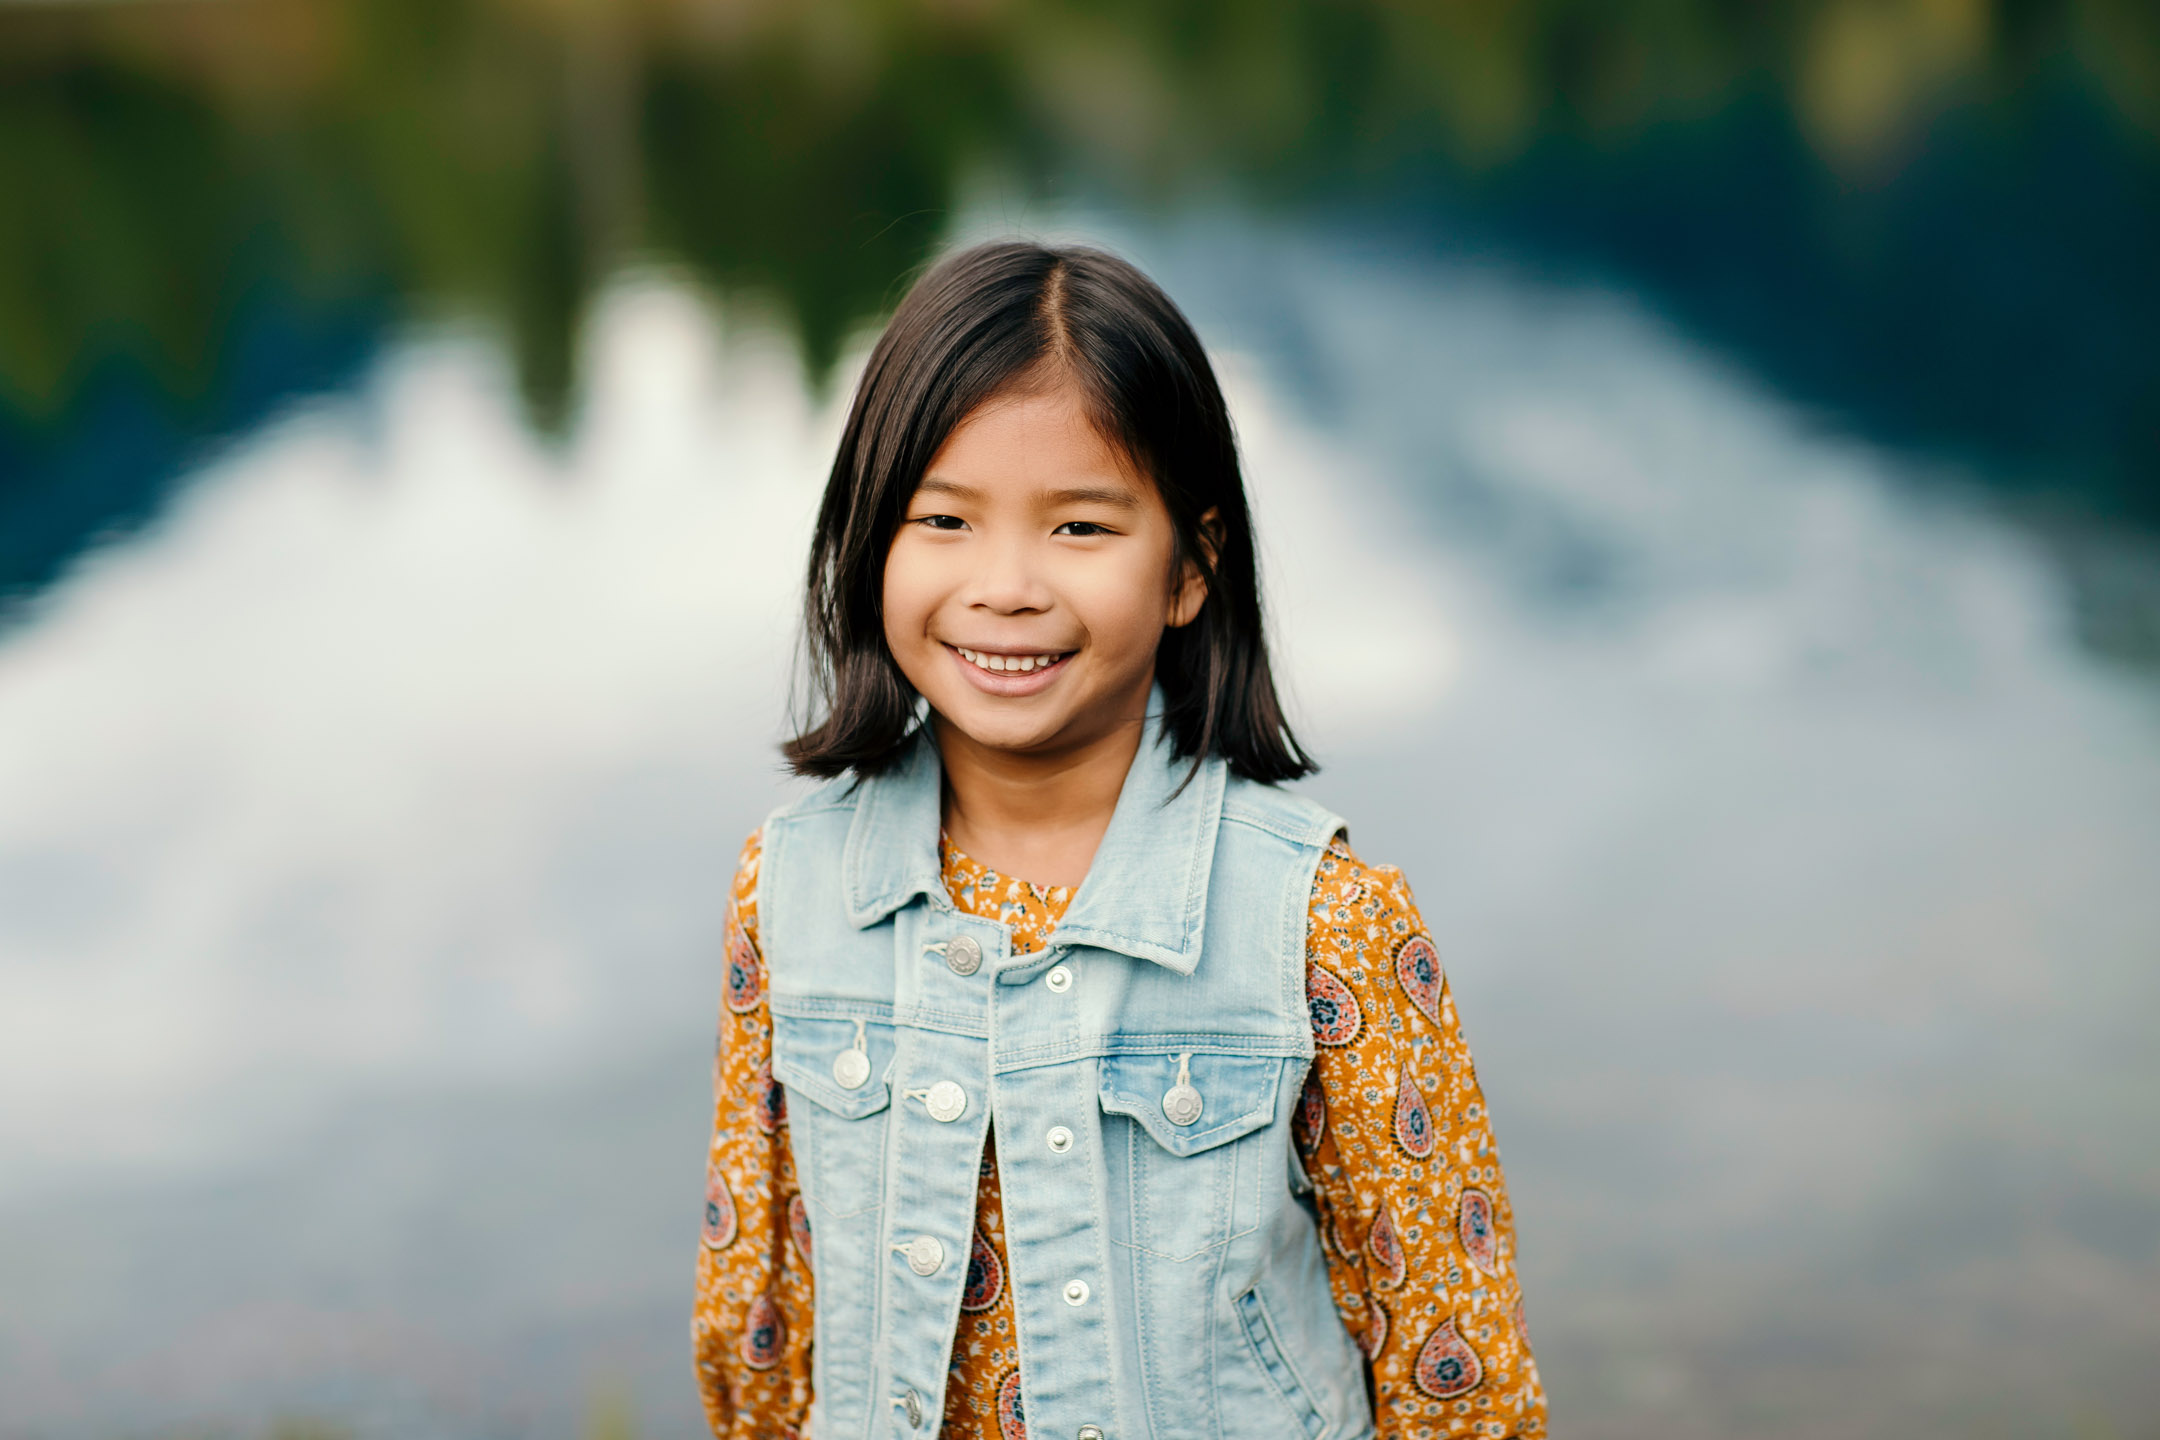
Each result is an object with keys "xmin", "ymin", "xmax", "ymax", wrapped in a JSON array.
[
  {"xmin": 1099, "ymin": 1051, "xmax": 1286, "ymax": 1261},
  {"xmin": 1234, "ymin": 1287, "xmax": 1330, "ymax": 1438},
  {"xmin": 772, "ymin": 1012, "xmax": 895, "ymax": 1220}
]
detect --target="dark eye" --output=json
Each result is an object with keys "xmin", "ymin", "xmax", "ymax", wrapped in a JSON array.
[
  {"xmin": 916, "ymin": 514, "xmax": 967, "ymax": 531},
  {"xmin": 1055, "ymin": 521, "xmax": 1110, "ymax": 537}
]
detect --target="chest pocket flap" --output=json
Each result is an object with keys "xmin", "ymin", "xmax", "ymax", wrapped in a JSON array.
[
  {"xmin": 772, "ymin": 1013, "xmax": 896, "ymax": 1119},
  {"xmin": 1099, "ymin": 1051, "xmax": 1286, "ymax": 1156}
]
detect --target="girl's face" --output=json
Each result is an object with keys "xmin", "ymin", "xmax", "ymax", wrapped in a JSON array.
[{"xmin": 883, "ymin": 383, "xmax": 1206, "ymax": 761}]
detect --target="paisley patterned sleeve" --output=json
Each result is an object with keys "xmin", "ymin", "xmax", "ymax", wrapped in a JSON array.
[
  {"xmin": 1295, "ymin": 837, "xmax": 1547, "ymax": 1439},
  {"xmin": 692, "ymin": 830, "xmax": 815, "ymax": 1438}
]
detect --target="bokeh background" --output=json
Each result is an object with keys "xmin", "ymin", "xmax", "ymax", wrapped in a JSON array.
[{"xmin": 3, "ymin": 2, "xmax": 2158, "ymax": 1437}]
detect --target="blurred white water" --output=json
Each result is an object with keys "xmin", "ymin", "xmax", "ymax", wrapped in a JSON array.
[
  {"xmin": 0, "ymin": 286, "xmax": 820, "ymax": 1193},
  {"xmin": 2, "ymin": 221, "xmax": 2156, "ymax": 1439}
]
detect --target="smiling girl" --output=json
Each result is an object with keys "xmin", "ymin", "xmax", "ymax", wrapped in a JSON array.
[{"xmin": 693, "ymin": 243, "xmax": 1545, "ymax": 1440}]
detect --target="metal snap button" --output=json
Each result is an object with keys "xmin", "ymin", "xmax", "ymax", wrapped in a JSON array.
[
  {"xmin": 916, "ymin": 1080, "xmax": 967, "ymax": 1123},
  {"xmin": 1162, "ymin": 1052, "xmax": 1203, "ymax": 1126},
  {"xmin": 892, "ymin": 1389, "xmax": 924, "ymax": 1428},
  {"xmin": 832, "ymin": 1019, "xmax": 871, "ymax": 1090},
  {"xmin": 1062, "ymin": 1278, "xmax": 1090, "ymax": 1306},
  {"xmin": 943, "ymin": 935, "xmax": 983, "ymax": 976},
  {"xmin": 1046, "ymin": 1125, "xmax": 1074, "ymax": 1153},
  {"xmin": 1044, "ymin": 964, "xmax": 1073, "ymax": 993},
  {"xmin": 1077, "ymin": 1428, "xmax": 1106, "ymax": 1440},
  {"xmin": 897, "ymin": 1235, "xmax": 945, "ymax": 1276}
]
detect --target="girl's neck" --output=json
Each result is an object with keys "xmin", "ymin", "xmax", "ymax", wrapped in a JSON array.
[{"xmin": 934, "ymin": 708, "xmax": 1145, "ymax": 891}]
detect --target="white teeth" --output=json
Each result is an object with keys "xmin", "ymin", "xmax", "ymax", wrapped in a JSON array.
[{"xmin": 955, "ymin": 646, "xmax": 1062, "ymax": 675}]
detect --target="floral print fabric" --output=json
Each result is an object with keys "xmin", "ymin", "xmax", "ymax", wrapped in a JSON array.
[
  {"xmin": 1298, "ymin": 840, "xmax": 1545, "ymax": 1437},
  {"xmin": 693, "ymin": 831, "xmax": 1545, "ymax": 1439}
]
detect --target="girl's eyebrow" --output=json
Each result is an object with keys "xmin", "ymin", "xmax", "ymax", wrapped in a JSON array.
[
  {"xmin": 914, "ymin": 477, "xmax": 1141, "ymax": 509},
  {"xmin": 1044, "ymin": 484, "xmax": 1142, "ymax": 508}
]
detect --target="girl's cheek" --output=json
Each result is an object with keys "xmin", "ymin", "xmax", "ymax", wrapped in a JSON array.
[
  {"xmin": 881, "ymin": 547, "xmax": 936, "ymax": 634},
  {"xmin": 1081, "ymin": 571, "xmax": 1170, "ymax": 672}
]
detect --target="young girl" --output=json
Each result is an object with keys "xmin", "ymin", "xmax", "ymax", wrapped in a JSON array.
[{"xmin": 693, "ymin": 242, "xmax": 1544, "ymax": 1440}]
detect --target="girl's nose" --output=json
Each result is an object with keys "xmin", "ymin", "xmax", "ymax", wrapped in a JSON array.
[{"xmin": 967, "ymin": 537, "xmax": 1053, "ymax": 614}]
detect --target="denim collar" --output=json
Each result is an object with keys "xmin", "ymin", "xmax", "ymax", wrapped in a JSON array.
[{"xmin": 841, "ymin": 705, "xmax": 1225, "ymax": 975}]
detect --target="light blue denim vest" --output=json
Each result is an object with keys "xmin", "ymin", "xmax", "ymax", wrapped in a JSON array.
[{"xmin": 758, "ymin": 721, "xmax": 1375, "ymax": 1440}]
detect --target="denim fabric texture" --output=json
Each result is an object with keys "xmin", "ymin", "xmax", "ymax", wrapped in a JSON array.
[{"xmin": 758, "ymin": 720, "xmax": 1376, "ymax": 1440}]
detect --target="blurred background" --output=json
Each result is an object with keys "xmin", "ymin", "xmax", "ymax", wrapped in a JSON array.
[{"xmin": 3, "ymin": 1, "xmax": 2158, "ymax": 1437}]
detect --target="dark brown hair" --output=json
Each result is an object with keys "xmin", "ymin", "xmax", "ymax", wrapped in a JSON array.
[{"xmin": 784, "ymin": 240, "xmax": 1314, "ymax": 784}]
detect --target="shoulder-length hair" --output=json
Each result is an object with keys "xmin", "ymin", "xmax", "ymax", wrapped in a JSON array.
[{"xmin": 784, "ymin": 240, "xmax": 1315, "ymax": 785}]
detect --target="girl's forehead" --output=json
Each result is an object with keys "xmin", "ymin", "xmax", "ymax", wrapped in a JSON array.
[
  {"xmin": 942, "ymin": 385, "xmax": 1104, "ymax": 450},
  {"xmin": 924, "ymin": 390, "xmax": 1155, "ymax": 500}
]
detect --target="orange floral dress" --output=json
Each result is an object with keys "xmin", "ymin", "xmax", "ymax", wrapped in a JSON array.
[{"xmin": 693, "ymin": 830, "xmax": 1546, "ymax": 1439}]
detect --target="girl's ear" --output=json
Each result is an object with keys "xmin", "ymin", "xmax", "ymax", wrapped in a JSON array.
[{"xmin": 1167, "ymin": 507, "xmax": 1221, "ymax": 629}]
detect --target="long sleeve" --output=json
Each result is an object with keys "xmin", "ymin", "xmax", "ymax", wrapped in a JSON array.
[
  {"xmin": 1294, "ymin": 838, "xmax": 1547, "ymax": 1439},
  {"xmin": 692, "ymin": 830, "xmax": 815, "ymax": 1438}
]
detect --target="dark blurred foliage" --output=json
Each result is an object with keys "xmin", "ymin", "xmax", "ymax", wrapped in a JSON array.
[{"xmin": 1, "ymin": 0, "xmax": 2156, "ymax": 602}]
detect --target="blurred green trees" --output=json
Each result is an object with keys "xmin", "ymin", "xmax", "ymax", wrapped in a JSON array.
[{"xmin": 1, "ymin": 0, "xmax": 2155, "ymax": 568}]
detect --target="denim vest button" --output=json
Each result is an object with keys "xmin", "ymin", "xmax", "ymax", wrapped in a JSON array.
[
  {"xmin": 1162, "ymin": 1053, "xmax": 1203, "ymax": 1125},
  {"xmin": 832, "ymin": 1018, "xmax": 872, "ymax": 1089},
  {"xmin": 893, "ymin": 1389, "xmax": 924, "ymax": 1428},
  {"xmin": 1162, "ymin": 1083, "xmax": 1203, "ymax": 1127},
  {"xmin": 920, "ymin": 1080, "xmax": 968, "ymax": 1123},
  {"xmin": 1062, "ymin": 1278, "xmax": 1090, "ymax": 1306},
  {"xmin": 1046, "ymin": 1125, "xmax": 1074, "ymax": 1153},
  {"xmin": 1077, "ymin": 1428, "xmax": 1106, "ymax": 1440},
  {"xmin": 942, "ymin": 935, "xmax": 983, "ymax": 976},
  {"xmin": 898, "ymin": 1235, "xmax": 945, "ymax": 1275},
  {"xmin": 833, "ymin": 1048, "xmax": 871, "ymax": 1090},
  {"xmin": 1044, "ymin": 964, "xmax": 1073, "ymax": 993}
]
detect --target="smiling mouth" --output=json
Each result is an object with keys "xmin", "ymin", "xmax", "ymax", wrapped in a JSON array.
[{"xmin": 951, "ymin": 645, "xmax": 1073, "ymax": 676}]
